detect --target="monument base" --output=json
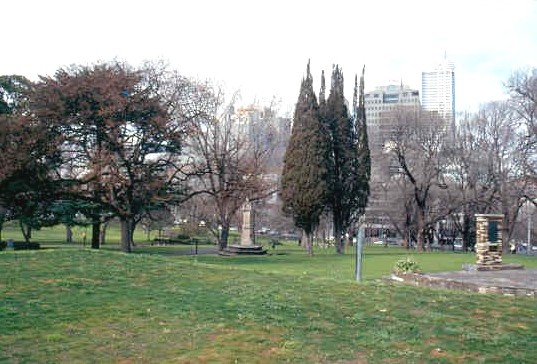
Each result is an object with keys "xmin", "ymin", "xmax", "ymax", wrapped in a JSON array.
[
  {"xmin": 463, "ymin": 263, "xmax": 525, "ymax": 271},
  {"xmin": 219, "ymin": 244, "xmax": 267, "ymax": 256}
]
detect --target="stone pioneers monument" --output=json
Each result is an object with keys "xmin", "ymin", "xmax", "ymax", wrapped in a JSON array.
[
  {"xmin": 390, "ymin": 213, "xmax": 534, "ymax": 297},
  {"xmin": 471, "ymin": 214, "xmax": 523, "ymax": 271},
  {"xmin": 220, "ymin": 199, "xmax": 267, "ymax": 256}
]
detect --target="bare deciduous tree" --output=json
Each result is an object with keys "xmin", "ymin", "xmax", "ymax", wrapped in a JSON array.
[
  {"xmin": 383, "ymin": 107, "xmax": 452, "ymax": 251},
  {"xmin": 183, "ymin": 89, "xmax": 279, "ymax": 251}
]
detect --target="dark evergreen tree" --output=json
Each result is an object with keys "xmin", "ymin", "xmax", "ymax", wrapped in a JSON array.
[
  {"xmin": 319, "ymin": 70, "xmax": 326, "ymax": 106},
  {"xmin": 353, "ymin": 67, "xmax": 371, "ymax": 231},
  {"xmin": 281, "ymin": 61, "xmax": 330, "ymax": 255},
  {"xmin": 0, "ymin": 75, "xmax": 62, "ymax": 242},
  {"xmin": 324, "ymin": 65, "xmax": 370, "ymax": 254},
  {"xmin": 318, "ymin": 69, "xmax": 334, "ymax": 211}
]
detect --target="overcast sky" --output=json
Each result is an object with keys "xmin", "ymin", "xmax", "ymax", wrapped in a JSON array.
[{"xmin": 4, "ymin": 0, "xmax": 537, "ymax": 116}]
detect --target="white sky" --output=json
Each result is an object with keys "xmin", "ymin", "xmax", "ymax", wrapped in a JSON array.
[{"xmin": 3, "ymin": 0, "xmax": 537, "ymax": 116}]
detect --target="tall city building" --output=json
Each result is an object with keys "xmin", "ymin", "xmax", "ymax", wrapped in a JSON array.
[
  {"xmin": 421, "ymin": 57, "xmax": 455, "ymax": 127},
  {"xmin": 363, "ymin": 83, "xmax": 421, "ymax": 243},
  {"xmin": 364, "ymin": 83, "xmax": 420, "ymax": 151}
]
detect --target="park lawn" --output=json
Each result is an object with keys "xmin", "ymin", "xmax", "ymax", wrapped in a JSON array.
[
  {"xmin": 1, "ymin": 248, "xmax": 537, "ymax": 363},
  {"xmin": 0, "ymin": 221, "xmax": 217, "ymax": 255},
  {"xmin": 188, "ymin": 242, "xmax": 537, "ymax": 282},
  {"xmin": 1, "ymin": 221, "xmax": 162, "ymax": 246}
]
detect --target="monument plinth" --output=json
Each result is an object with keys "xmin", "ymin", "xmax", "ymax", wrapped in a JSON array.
[
  {"xmin": 240, "ymin": 199, "xmax": 255, "ymax": 246},
  {"xmin": 465, "ymin": 214, "xmax": 523, "ymax": 271},
  {"xmin": 220, "ymin": 199, "xmax": 267, "ymax": 256}
]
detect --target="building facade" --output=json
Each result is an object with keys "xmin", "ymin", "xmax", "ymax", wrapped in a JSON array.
[
  {"xmin": 364, "ymin": 83, "xmax": 420, "ymax": 151},
  {"xmin": 363, "ymin": 83, "xmax": 421, "ymax": 244},
  {"xmin": 421, "ymin": 57, "xmax": 455, "ymax": 127}
]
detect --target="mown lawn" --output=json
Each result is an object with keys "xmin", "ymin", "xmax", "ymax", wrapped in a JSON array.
[
  {"xmin": 187, "ymin": 242, "xmax": 537, "ymax": 282},
  {"xmin": 0, "ymin": 221, "xmax": 216, "ymax": 255},
  {"xmin": 0, "ymin": 220, "xmax": 182, "ymax": 246},
  {"xmin": 1, "ymin": 245, "xmax": 537, "ymax": 363}
]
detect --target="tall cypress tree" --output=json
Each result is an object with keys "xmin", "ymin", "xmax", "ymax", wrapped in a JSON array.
[
  {"xmin": 319, "ymin": 70, "xmax": 326, "ymax": 106},
  {"xmin": 318, "ymin": 69, "xmax": 334, "ymax": 209},
  {"xmin": 281, "ymin": 61, "xmax": 329, "ymax": 255},
  {"xmin": 353, "ymin": 67, "xmax": 371, "ymax": 231},
  {"xmin": 324, "ymin": 65, "xmax": 370, "ymax": 254}
]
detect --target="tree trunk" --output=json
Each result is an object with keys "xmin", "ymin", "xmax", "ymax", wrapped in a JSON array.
[
  {"xmin": 130, "ymin": 224, "xmax": 136, "ymax": 247},
  {"xmin": 66, "ymin": 225, "xmax": 73, "ymax": 243},
  {"xmin": 120, "ymin": 218, "xmax": 133, "ymax": 253},
  {"xmin": 501, "ymin": 204, "xmax": 512, "ymax": 255},
  {"xmin": 416, "ymin": 208, "xmax": 426, "ymax": 252},
  {"xmin": 462, "ymin": 212, "xmax": 472, "ymax": 252},
  {"xmin": 332, "ymin": 202, "xmax": 345, "ymax": 254},
  {"xmin": 20, "ymin": 221, "xmax": 31, "ymax": 243},
  {"xmin": 347, "ymin": 228, "xmax": 354, "ymax": 247},
  {"xmin": 218, "ymin": 225, "xmax": 230, "ymax": 251},
  {"xmin": 91, "ymin": 221, "xmax": 100, "ymax": 249},
  {"xmin": 334, "ymin": 220, "xmax": 344, "ymax": 254},
  {"xmin": 100, "ymin": 221, "xmax": 109, "ymax": 245},
  {"xmin": 304, "ymin": 232, "xmax": 314, "ymax": 256}
]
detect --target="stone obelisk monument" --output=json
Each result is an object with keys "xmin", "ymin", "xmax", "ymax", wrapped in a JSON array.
[
  {"xmin": 219, "ymin": 198, "xmax": 266, "ymax": 255},
  {"xmin": 241, "ymin": 199, "xmax": 255, "ymax": 246}
]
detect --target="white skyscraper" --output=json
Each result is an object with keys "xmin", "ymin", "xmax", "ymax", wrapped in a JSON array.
[{"xmin": 421, "ymin": 57, "xmax": 455, "ymax": 126}]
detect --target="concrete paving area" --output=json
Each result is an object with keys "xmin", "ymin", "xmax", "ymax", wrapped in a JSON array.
[
  {"xmin": 427, "ymin": 268, "xmax": 537, "ymax": 290},
  {"xmin": 389, "ymin": 267, "xmax": 537, "ymax": 298}
]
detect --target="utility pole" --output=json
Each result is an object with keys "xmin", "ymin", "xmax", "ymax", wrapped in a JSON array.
[
  {"xmin": 355, "ymin": 221, "xmax": 365, "ymax": 282},
  {"xmin": 528, "ymin": 200, "xmax": 532, "ymax": 255}
]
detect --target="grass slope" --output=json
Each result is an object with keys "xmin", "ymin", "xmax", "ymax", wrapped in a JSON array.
[{"xmin": 1, "ymin": 247, "xmax": 537, "ymax": 363}]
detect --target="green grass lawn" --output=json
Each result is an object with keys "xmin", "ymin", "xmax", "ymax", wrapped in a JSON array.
[
  {"xmin": 2, "ymin": 240, "xmax": 537, "ymax": 363},
  {"xmin": 0, "ymin": 221, "xmax": 216, "ymax": 255},
  {"xmin": 188, "ymin": 242, "xmax": 537, "ymax": 282},
  {"xmin": 1, "ymin": 220, "xmax": 166, "ymax": 246}
]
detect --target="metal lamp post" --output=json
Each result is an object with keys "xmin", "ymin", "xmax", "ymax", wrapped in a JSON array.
[{"xmin": 528, "ymin": 200, "xmax": 533, "ymax": 255}]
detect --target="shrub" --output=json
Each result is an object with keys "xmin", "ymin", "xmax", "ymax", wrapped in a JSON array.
[
  {"xmin": 176, "ymin": 234, "xmax": 191, "ymax": 241},
  {"xmin": 270, "ymin": 239, "xmax": 282, "ymax": 248},
  {"xmin": 16, "ymin": 241, "xmax": 41, "ymax": 250},
  {"xmin": 393, "ymin": 257, "xmax": 421, "ymax": 274},
  {"xmin": 0, "ymin": 241, "xmax": 41, "ymax": 250}
]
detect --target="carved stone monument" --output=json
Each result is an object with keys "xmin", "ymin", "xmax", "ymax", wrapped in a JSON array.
[
  {"xmin": 240, "ymin": 199, "xmax": 255, "ymax": 246},
  {"xmin": 219, "ymin": 199, "xmax": 267, "ymax": 256}
]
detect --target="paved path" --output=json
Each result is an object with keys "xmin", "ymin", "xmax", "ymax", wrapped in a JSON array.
[{"xmin": 426, "ymin": 268, "xmax": 537, "ymax": 290}]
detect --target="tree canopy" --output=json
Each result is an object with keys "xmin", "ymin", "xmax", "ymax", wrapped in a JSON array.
[
  {"xmin": 281, "ymin": 61, "xmax": 330, "ymax": 254},
  {"xmin": 28, "ymin": 62, "xmax": 200, "ymax": 252}
]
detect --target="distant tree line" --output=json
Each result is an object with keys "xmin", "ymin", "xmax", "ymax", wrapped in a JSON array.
[{"xmin": 2, "ymin": 60, "xmax": 535, "ymax": 256}]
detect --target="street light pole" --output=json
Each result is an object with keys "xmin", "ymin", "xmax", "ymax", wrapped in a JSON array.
[
  {"xmin": 528, "ymin": 202, "xmax": 532, "ymax": 255},
  {"xmin": 355, "ymin": 220, "xmax": 365, "ymax": 282}
]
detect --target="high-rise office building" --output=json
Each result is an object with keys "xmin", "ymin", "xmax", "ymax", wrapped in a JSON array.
[
  {"xmin": 363, "ymin": 83, "xmax": 420, "ymax": 242},
  {"xmin": 421, "ymin": 57, "xmax": 455, "ymax": 126},
  {"xmin": 364, "ymin": 83, "xmax": 420, "ymax": 151}
]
